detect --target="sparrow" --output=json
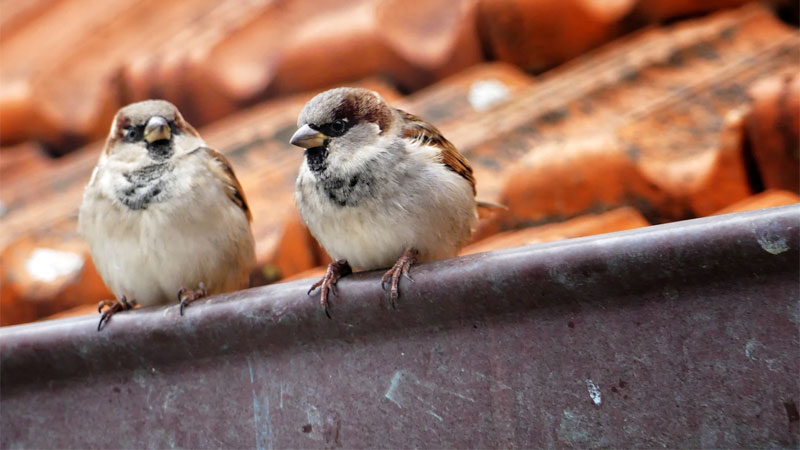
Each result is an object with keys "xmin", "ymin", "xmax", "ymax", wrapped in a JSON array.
[
  {"xmin": 291, "ymin": 87, "xmax": 501, "ymax": 316},
  {"xmin": 79, "ymin": 100, "xmax": 255, "ymax": 330}
]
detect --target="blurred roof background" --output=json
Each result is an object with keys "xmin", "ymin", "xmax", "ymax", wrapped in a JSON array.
[{"xmin": 0, "ymin": 0, "xmax": 798, "ymax": 325}]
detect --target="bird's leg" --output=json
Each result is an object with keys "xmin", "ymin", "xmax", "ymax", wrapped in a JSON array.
[
  {"xmin": 381, "ymin": 248, "xmax": 418, "ymax": 308},
  {"xmin": 307, "ymin": 260, "xmax": 352, "ymax": 319},
  {"xmin": 177, "ymin": 282, "xmax": 207, "ymax": 316},
  {"xmin": 97, "ymin": 295, "xmax": 138, "ymax": 331}
]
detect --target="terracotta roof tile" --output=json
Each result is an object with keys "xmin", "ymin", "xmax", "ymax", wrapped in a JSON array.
[
  {"xmin": 267, "ymin": 211, "xmax": 331, "ymax": 282},
  {"xmin": 477, "ymin": 0, "xmax": 638, "ymax": 73},
  {"xmin": 0, "ymin": 219, "xmax": 111, "ymax": 326},
  {"xmin": 462, "ymin": 206, "xmax": 650, "ymax": 255},
  {"xmin": 713, "ymin": 189, "xmax": 800, "ymax": 214},
  {"xmin": 745, "ymin": 71, "xmax": 800, "ymax": 191},
  {"xmin": 1, "ymin": 0, "xmax": 483, "ymax": 152},
  {"xmin": 446, "ymin": 4, "xmax": 795, "ymax": 159},
  {"xmin": 453, "ymin": 5, "xmax": 797, "ymax": 230},
  {"xmin": 375, "ymin": 0, "xmax": 482, "ymax": 77},
  {"xmin": 281, "ymin": 266, "xmax": 328, "ymax": 283},
  {"xmin": 38, "ymin": 303, "xmax": 96, "ymax": 321},
  {"xmin": 0, "ymin": 2, "xmax": 796, "ymax": 326},
  {"xmin": 1, "ymin": 0, "xmax": 234, "ymax": 151},
  {"xmin": 397, "ymin": 62, "xmax": 535, "ymax": 125},
  {"xmin": 2, "ymin": 1, "xmax": 788, "ymax": 155},
  {"xmin": 0, "ymin": 142, "xmax": 51, "ymax": 188},
  {"xmin": 631, "ymin": 0, "xmax": 764, "ymax": 22}
]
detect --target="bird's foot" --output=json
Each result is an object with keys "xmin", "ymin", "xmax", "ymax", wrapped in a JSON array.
[
  {"xmin": 381, "ymin": 248, "xmax": 418, "ymax": 308},
  {"xmin": 307, "ymin": 260, "xmax": 352, "ymax": 319},
  {"xmin": 97, "ymin": 296, "xmax": 137, "ymax": 331},
  {"xmin": 177, "ymin": 282, "xmax": 207, "ymax": 316}
]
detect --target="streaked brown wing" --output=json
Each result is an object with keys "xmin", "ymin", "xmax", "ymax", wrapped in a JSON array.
[
  {"xmin": 399, "ymin": 110, "xmax": 476, "ymax": 195},
  {"xmin": 193, "ymin": 147, "xmax": 253, "ymax": 222}
]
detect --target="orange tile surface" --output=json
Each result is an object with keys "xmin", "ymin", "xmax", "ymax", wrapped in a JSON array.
[
  {"xmin": 462, "ymin": 207, "xmax": 650, "ymax": 255},
  {"xmin": 478, "ymin": 0, "xmax": 636, "ymax": 72},
  {"xmin": 745, "ymin": 71, "xmax": 800, "ymax": 191},
  {"xmin": 0, "ymin": 219, "xmax": 111, "ymax": 326},
  {"xmin": 1, "ymin": 1, "xmax": 797, "ymax": 325},
  {"xmin": 713, "ymin": 189, "xmax": 800, "ymax": 214},
  {"xmin": 459, "ymin": 6, "xmax": 798, "ymax": 231}
]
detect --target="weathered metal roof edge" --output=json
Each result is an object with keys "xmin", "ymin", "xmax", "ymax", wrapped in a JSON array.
[{"xmin": 2, "ymin": 205, "xmax": 798, "ymax": 388}]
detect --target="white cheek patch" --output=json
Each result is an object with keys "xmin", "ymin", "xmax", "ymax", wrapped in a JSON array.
[
  {"xmin": 328, "ymin": 122, "xmax": 386, "ymax": 170},
  {"xmin": 173, "ymin": 134, "xmax": 206, "ymax": 155}
]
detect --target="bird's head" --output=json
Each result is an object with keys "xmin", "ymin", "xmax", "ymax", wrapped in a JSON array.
[
  {"xmin": 290, "ymin": 88, "xmax": 396, "ymax": 173},
  {"xmin": 103, "ymin": 100, "xmax": 204, "ymax": 164}
]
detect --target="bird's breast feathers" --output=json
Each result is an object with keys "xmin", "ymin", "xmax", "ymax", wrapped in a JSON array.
[{"xmin": 115, "ymin": 162, "xmax": 171, "ymax": 210}]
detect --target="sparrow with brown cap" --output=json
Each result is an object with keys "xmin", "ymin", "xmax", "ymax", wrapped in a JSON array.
[
  {"xmin": 290, "ymin": 87, "xmax": 501, "ymax": 316},
  {"xmin": 79, "ymin": 100, "xmax": 255, "ymax": 330}
]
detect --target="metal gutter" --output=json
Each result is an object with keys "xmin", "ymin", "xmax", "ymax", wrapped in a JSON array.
[{"xmin": 2, "ymin": 205, "xmax": 798, "ymax": 448}]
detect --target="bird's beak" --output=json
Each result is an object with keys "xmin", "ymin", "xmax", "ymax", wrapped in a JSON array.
[
  {"xmin": 144, "ymin": 116, "xmax": 171, "ymax": 143},
  {"xmin": 290, "ymin": 124, "xmax": 325, "ymax": 148}
]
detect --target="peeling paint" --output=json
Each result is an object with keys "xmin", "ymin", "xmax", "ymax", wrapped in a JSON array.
[
  {"xmin": 585, "ymin": 379, "xmax": 602, "ymax": 406},
  {"xmin": 756, "ymin": 232, "xmax": 789, "ymax": 255},
  {"xmin": 558, "ymin": 409, "xmax": 590, "ymax": 445},
  {"xmin": 427, "ymin": 410, "xmax": 443, "ymax": 422},
  {"xmin": 744, "ymin": 338, "xmax": 763, "ymax": 360},
  {"xmin": 384, "ymin": 371, "xmax": 403, "ymax": 409},
  {"xmin": 304, "ymin": 405, "xmax": 323, "ymax": 441},
  {"xmin": 383, "ymin": 370, "xmax": 475, "ymax": 422},
  {"xmin": 247, "ymin": 357, "xmax": 274, "ymax": 450},
  {"xmin": 162, "ymin": 389, "xmax": 177, "ymax": 412},
  {"xmin": 473, "ymin": 371, "xmax": 513, "ymax": 391},
  {"xmin": 133, "ymin": 369, "xmax": 147, "ymax": 388}
]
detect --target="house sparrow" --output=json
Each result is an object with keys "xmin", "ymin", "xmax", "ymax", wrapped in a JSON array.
[
  {"xmin": 79, "ymin": 100, "xmax": 255, "ymax": 330},
  {"xmin": 291, "ymin": 87, "xmax": 501, "ymax": 316}
]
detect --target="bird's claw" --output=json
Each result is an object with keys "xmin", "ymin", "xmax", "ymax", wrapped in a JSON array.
[
  {"xmin": 178, "ymin": 282, "xmax": 208, "ymax": 316},
  {"xmin": 308, "ymin": 260, "xmax": 351, "ymax": 319},
  {"xmin": 97, "ymin": 296, "xmax": 137, "ymax": 331},
  {"xmin": 381, "ymin": 249, "xmax": 418, "ymax": 309}
]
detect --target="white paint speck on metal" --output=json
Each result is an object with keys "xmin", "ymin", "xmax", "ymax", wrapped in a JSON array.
[
  {"xmin": 384, "ymin": 371, "xmax": 404, "ymax": 408},
  {"xmin": 756, "ymin": 233, "xmax": 789, "ymax": 255},
  {"xmin": 745, "ymin": 338, "xmax": 763, "ymax": 360},
  {"xmin": 585, "ymin": 379, "xmax": 602, "ymax": 406},
  {"xmin": 427, "ymin": 410, "xmax": 443, "ymax": 422}
]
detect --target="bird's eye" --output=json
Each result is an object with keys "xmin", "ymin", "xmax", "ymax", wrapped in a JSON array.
[
  {"xmin": 124, "ymin": 127, "xmax": 138, "ymax": 142},
  {"xmin": 330, "ymin": 119, "xmax": 346, "ymax": 135}
]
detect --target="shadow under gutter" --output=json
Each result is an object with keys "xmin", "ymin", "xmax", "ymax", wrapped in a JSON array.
[{"xmin": 1, "ymin": 205, "xmax": 798, "ymax": 448}]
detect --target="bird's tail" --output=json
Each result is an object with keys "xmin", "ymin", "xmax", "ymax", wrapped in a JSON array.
[{"xmin": 476, "ymin": 200, "xmax": 508, "ymax": 219}]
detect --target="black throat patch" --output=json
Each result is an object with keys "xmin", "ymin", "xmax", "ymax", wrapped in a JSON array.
[
  {"xmin": 147, "ymin": 140, "xmax": 174, "ymax": 161},
  {"xmin": 305, "ymin": 146, "xmax": 328, "ymax": 173},
  {"xmin": 305, "ymin": 142, "xmax": 379, "ymax": 207},
  {"xmin": 117, "ymin": 163, "xmax": 169, "ymax": 210}
]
